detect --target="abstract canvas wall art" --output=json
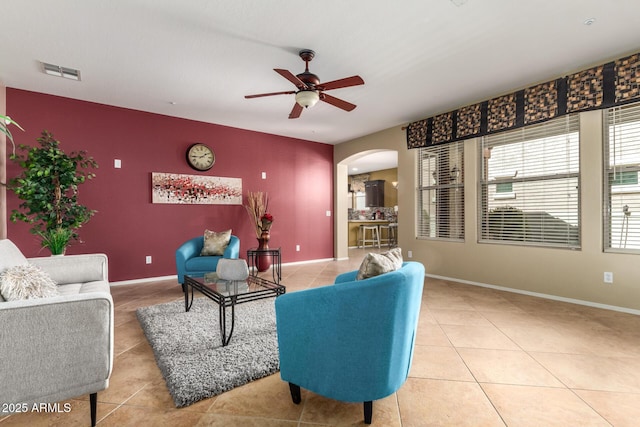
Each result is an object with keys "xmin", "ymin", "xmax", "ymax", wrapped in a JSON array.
[{"xmin": 152, "ymin": 172, "xmax": 242, "ymax": 205}]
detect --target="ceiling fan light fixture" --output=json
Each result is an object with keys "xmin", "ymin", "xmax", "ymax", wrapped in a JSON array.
[{"xmin": 295, "ymin": 90, "xmax": 319, "ymax": 108}]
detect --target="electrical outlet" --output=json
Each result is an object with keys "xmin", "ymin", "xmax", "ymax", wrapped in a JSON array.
[
  {"xmin": 326, "ymin": 210, "xmax": 331, "ymax": 217},
  {"xmin": 296, "ymin": 245, "xmax": 300, "ymax": 252},
  {"xmin": 407, "ymin": 250, "xmax": 413, "ymax": 258},
  {"xmin": 114, "ymin": 159, "xmax": 121, "ymax": 168},
  {"xmin": 604, "ymin": 272, "xmax": 613, "ymax": 284},
  {"xmin": 261, "ymin": 171, "xmax": 267, "ymax": 179},
  {"xmin": 146, "ymin": 255, "xmax": 152, "ymax": 264}
]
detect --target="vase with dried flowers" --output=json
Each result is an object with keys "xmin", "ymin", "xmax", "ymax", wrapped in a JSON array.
[{"xmin": 245, "ymin": 191, "xmax": 274, "ymax": 271}]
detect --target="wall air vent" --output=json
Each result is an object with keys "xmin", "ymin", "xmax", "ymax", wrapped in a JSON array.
[{"xmin": 41, "ymin": 62, "xmax": 81, "ymax": 81}]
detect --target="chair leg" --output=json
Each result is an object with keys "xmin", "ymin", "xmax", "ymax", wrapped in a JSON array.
[
  {"xmin": 364, "ymin": 401, "xmax": 373, "ymax": 424},
  {"xmin": 289, "ymin": 382, "xmax": 301, "ymax": 404},
  {"xmin": 90, "ymin": 393, "xmax": 97, "ymax": 427}
]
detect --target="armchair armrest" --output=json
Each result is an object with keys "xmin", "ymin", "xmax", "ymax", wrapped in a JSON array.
[
  {"xmin": 0, "ymin": 292, "xmax": 114, "ymax": 406},
  {"xmin": 175, "ymin": 237, "xmax": 203, "ymax": 284},
  {"xmin": 334, "ymin": 270, "xmax": 358, "ymax": 284},
  {"xmin": 29, "ymin": 254, "xmax": 108, "ymax": 285},
  {"xmin": 223, "ymin": 235, "xmax": 240, "ymax": 259}
]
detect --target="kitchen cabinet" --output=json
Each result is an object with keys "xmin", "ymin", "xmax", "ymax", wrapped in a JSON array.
[{"xmin": 365, "ymin": 180, "xmax": 385, "ymax": 207}]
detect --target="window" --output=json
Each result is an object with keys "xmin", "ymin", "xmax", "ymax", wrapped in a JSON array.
[
  {"xmin": 353, "ymin": 192, "xmax": 367, "ymax": 210},
  {"xmin": 496, "ymin": 182, "xmax": 513, "ymax": 193},
  {"xmin": 478, "ymin": 114, "xmax": 580, "ymax": 248},
  {"xmin": 417, "ymin": 142, "xmax": 464, "ymax": 240},
  {"xmin": 604, "ymin": 102, "xmax": 640, "ymax": 251}
]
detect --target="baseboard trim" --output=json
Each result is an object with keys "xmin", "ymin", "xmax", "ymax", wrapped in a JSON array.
[
  {"xmin": 110, "ymin": 275, "xmax": 177, "ymax": 287},
  {"xmin": 281, "ymin": 258, "xmax": 335, "ymax": 267},
  {"xmin": 426, "ymin": 273, "xmax": 640, "ymax": 316}
]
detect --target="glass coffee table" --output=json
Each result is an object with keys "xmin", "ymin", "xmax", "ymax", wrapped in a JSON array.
[{"xmin": 183, "ymin": 272, "xmax": 285, "ymax": 346}]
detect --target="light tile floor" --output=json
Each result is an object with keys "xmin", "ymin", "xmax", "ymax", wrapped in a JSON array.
[{"xmin": 3, "ymin": 248, "xmax": 640, "ymax": 426}]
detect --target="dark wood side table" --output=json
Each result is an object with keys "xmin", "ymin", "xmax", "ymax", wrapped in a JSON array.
[{"xmin": 247, "ymin": 247, "xmax": 281, "ymax": 284}]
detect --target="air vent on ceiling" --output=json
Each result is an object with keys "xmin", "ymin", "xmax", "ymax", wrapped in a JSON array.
[{"xmin": 41, "ymin": 62, "xmax": 81, "ymax": 81}]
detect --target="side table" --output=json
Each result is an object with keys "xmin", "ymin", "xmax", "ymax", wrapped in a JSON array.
[{"xmin": 247, "ymin": 247, "xmax": 281, "ymax": 284}]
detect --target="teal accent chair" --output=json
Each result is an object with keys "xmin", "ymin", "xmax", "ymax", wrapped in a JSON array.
[
  {"xmin": 175, "ymin": 235, "xmax": 240, "ymax": 284},
  {"xmin": 275, "ymin": 261, "xmax": 425, "ymax": 424}
]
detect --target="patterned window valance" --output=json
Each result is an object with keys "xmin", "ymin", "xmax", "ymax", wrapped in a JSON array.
[{"xmin": 407, "ymin": 51, "xmax": 639, "ymax": 149}]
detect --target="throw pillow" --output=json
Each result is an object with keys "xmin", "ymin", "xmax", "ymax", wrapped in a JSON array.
[
  {"xmin": 356, "ymin": 247, "xmax": 404, "ymax": 280},
  {"xmin": 201, "ymin": 229, "xmax": 232, "ymax": 256},
  {"xmin": 0, "ymin": 264, "xmax": 59, "ymax": 301}
]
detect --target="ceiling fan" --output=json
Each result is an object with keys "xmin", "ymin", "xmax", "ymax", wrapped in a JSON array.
[{"xmin": 245, "ymin": 49, "xmax": 364, "ymax": 119}]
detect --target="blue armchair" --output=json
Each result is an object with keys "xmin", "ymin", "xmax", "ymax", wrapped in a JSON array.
[
  {"xmin": 275, "ymin": 261, "xmax": 425, "ymax": 424},
  {"xmin": 175, "ymin": 235, "xmax": 240, "ymax": 284}
]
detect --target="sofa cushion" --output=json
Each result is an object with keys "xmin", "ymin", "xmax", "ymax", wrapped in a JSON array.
[
  {"xmin": 56, "ymin": 281, "xmax": 110, "ymax": 296},
  {"xmin": 356, "ymin": 247, "xmax": 403, "ymax": 280},
  {"xmin": 0, "ymin": 264, "xmax": 59, "ymax": 301},
  {"xmin": 200, "ymin": 229, "xmax": 231, "ymax": 256},
  {"xmin": 0, "ymin": 239, "xmax": 29, "ymax": 274}
]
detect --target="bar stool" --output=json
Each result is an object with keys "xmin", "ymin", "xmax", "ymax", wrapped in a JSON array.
[
  {"xmin": 388, "ymin": 223, "xmax": 398, "ymax": 247},
  {"xmin": 358, "ymin": 225, "xmax": 380, "ymax": 248},
  {"xmin": 378, "ymin": 224, "xmax": 392, "ymax": 247}
]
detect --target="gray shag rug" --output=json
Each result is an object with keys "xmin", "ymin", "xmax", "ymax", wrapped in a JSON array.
[{"xmin": 136, "ymin": 297, "xmax": 279, "ymax": 407}]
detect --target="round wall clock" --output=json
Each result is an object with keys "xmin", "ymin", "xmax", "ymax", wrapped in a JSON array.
[{"xmin": 186, "ymin": 143, "xmax": 215, "ymax": 171}]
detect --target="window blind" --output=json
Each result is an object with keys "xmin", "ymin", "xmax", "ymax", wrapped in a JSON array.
[
  {"xmin": 604, "ymin": 102, "xmax": 640, "ymax": 252},
  {"xmin": 478, "ymin": 114, "xmax": 580, "ymax": 248},
  {"xmin": 417, "ymin": 142, "xmax": 464, "ymax": 241}
]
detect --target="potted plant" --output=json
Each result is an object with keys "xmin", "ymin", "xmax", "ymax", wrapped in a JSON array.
[
  {"xmin": 0, "ymin": 114, "xmax": 24, "ymax": 155},
  {"xmin": 39, "ymin": 227, "xmax": 75, "ymax": 256},
  {"xmin": 7, "ymin": 130, "xmax": 98, "ymax": 255}
]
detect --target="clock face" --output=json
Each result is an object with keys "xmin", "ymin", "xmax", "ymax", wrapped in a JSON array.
[{"xmin": 186, "ymin": 143, "xmax": 215, "ymax": 171}]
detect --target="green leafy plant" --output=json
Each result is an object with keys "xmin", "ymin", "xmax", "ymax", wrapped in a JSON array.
[
  {"xmin": 1, "ymin": 114, "xmax": 24, "ymax": 155},
  {"xmin": 39, "ymin": 227, "xmax": 74, "ymax": 255},
  {"xmin": 8, "ymin": 130, "xmax": 98, "ymax": 254}
]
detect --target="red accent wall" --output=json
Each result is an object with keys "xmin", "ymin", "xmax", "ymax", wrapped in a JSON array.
[{"xmin": 5, "ymin": 89, "xmax": 334, "ymax": 281}]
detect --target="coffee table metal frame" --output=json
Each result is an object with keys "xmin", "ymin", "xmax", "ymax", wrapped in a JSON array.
[{"xmin": 183, "ymin": 273, "xmax": 285, "ymax": 346}]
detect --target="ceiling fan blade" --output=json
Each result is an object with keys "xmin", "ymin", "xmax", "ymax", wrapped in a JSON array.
[
  {"xmin": 245, "ymin": 90, "xmax": 296, "ymax": 99},
  {"xmin": 320, "ymin": 93, "xmax": 357, "ymax": 112},
  {"xmin": 244, "ymin": 90, "xmax": 296, "ymax": 99},
  {"xmin": 274, "ymin": 69, "xmax": 307, "ymax": 89},
  {"xmin": 288, "ymin": 102, "xmax": 303, "ymax": 119},
  {"xmin": 319, "ymin": 75, "xmax": 364, "ymax": 91}
]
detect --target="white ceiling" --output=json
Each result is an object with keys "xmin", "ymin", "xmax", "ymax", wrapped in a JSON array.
[
  {"xmin": 2, "ymin": 0, "xmax": 640, "ymax": 154},
  {"xmin": 347, "ymin": 151, "xmax": 398, "ymax": 175}
]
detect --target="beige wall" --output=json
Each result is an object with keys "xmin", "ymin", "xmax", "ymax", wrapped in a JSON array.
[{"xmin": 335, "ymin": 111, "xmax": 640, "ymax": 312}]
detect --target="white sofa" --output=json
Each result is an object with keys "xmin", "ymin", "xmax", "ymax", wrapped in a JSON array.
[{"xmin": 0, "ymin": 239, "xmax": 113, "ymax": 426}]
